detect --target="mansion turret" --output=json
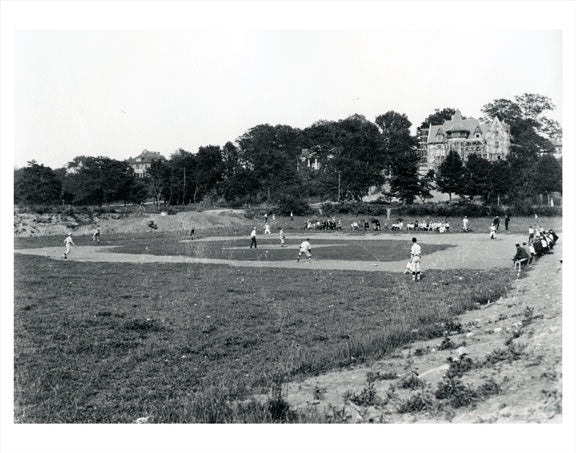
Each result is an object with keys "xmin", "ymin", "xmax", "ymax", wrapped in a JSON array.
[{"xmin": 418, "ymin": 110, "xmax": 510, "ymax": 174}]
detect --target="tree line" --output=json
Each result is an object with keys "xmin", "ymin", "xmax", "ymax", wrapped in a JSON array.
[{"xmin": 14, "ymin": 93, "xmax": 562, "ymax": 210}]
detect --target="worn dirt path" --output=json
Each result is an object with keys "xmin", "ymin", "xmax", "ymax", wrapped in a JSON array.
[{"xmin": 14, "ymin": 232, "xmax": 529, "ymax": 273}]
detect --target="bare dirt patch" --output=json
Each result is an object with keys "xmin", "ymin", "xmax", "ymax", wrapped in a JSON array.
[{"xmin": 14, "ymin": 209, "xmax": 252, "ymax": 238}]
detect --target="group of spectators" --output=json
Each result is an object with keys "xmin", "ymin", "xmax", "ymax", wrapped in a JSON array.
[
  {"xmin": 305, "ymin": 217, "xmax": 343, "ymax": 230},
  {"xmin": 513, "ymin": 225, "xmax": 559, "ymax": 271}
]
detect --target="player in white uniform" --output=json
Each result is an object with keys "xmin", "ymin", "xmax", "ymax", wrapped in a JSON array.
[
  {"xmin": 297, "ymin": 239, "xmax": 312, "ymax": 262},
  {"xmin": 279, "ymin": 228, "xmax": 285, "ymax": 247},
  {"xmin": 92, "ymin": 227, "xmax": 101, "ymax": 244},
  {"xmin": 264, "ymin": 223, "xmax": 272, "ymax": 234},
  {"xmin": 63, "ymin": 233, "xmax": 75, "ymax": 259},
  {"xmin": 410, "ymin": 237, "xmax": 422, "ymax": 281},
  {"xmin": 489, "ymin": 223, "xmax": 497, "ymax": 239}
]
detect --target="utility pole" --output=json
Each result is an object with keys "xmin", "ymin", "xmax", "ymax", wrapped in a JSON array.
[{"xmin": 182, "ymin": 167, "xmax": 186, "ymax": 205}]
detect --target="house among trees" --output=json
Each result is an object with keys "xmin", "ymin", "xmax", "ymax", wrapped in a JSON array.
[
  {"xmin": 296, "ymin": 148, "xmax": 334, "ymax": 172},
  {"xmin": 126, "ymin": 149, "xmax": 166, "ymax": 178},
  {"xmin": 418, "ymin": 110, "xmax": 510, "ymax": 174}
]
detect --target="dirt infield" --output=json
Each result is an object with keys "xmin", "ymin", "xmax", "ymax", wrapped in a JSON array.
[{"xmin": 14, "ymin": 231, "xmax": 532, "ymax": 273}]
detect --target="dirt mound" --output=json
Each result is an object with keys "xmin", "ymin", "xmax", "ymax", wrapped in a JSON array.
[{"xmin": 14, "ymin": 209, "xmax": 251, "ymax": 237}]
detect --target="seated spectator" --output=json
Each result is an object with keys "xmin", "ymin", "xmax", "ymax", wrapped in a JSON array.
[
  {"xmin": 522, "ymin": 241, "xmax": 534, "ymax": 264},
  {"xmin": 533, "ymin": 238, "xmax": 544, "ymax": 257},
  {"xmin": 549, "ymin": 229, "xmax": 559, "ymax": 243},
  {"xmin": 512, "ymin": 243, "xmax": 530, "ymax": 272}
]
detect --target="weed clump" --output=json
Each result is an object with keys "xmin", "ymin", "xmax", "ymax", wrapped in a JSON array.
[
  {"xmin": 484, "ymin": 342, "xmax": 526, "ymax": 365},
  {"xmin": 438, "ymin": 335, "xmax": 458, "ymax": 351},
  {"xmin": 445, "ymin": 356, "xmax": 478, "ymax": 379},
  {"xmin": 344, "ymin": 380, "xmax": 381, "ymax": 407},
  {"xmin": 312, "ymin": 386, "xmax": 327, "ymax": 401},
  {"xmin": 398, "ymin": 373, "xmax": 426, "ymax": 390},
  {"xmin": 435, "ymin": 377, "xmax": 480, "ymax": 408},
  {"xmin": 396, "ymin": 392, "xmax": 435, "ymax": 413},
  {"xmin": 521, "ymin": 306, "xmax": 535, "ymax": 327}
]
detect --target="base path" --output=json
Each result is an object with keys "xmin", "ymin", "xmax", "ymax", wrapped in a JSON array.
[{"xmin": 14, "ymin": 232, "xmax": 532, "ymax": 273}]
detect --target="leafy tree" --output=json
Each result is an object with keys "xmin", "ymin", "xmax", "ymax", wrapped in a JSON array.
[
  {"xmin": 194, "ymin": 145, "xmax": 224, "ymax": 202},
  {"xmin": 533, "ymin": 154, "xmax": 562, "ymax": 197},
  {"xmin": 146, "ymin": 160, "xmax": 171, "ymax": 206},
  {"xmin": 377, "ymin": 111, "xmax": 421, "ymax": 204},
  {"xmin": 418, "ymin": 107, "xmax": 457, "ymax": 133},
  {"xmin": 481, "ymin": 93, "xmax": 561, "ymax": 203},
  {"xmin": 436, "ymin": 150, "xmax": 465, "ymax": 200},
  {"xmin": 166, "ymin": 149, "xmax": 197, "ymax": 205},
  {"xmin": 488, "ymin": 159, "xmax": 513, "ymax": 204},
  {"xmin": 217, "ymin": 167, "xmax": 260, "ymax": 203},
  {"xmin": 14, "ymin": 161, "xmax": 62, "ymax": 205},
  {"xmin": 462, "ymin": 154, "xmax": 492, "ymax": 202},
  {"xmin": 237, "ymin": 124, "xmax": 303, "ymax": 201},
  {"xmin": 62, "ymin": 156, "xmax": 136, "ymax": 205},
  {"xmin": 418, "ymin": 170, "xmax": 436, "ymax": 202},
  {"xmin": 302, "ymin": 115, "xmax": 386, "ymax": 201}
]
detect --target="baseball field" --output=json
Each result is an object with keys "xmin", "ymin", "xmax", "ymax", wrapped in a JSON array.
[{"xmin": 13, "ymin": 214, "xmax": 562, "ymax": 422}]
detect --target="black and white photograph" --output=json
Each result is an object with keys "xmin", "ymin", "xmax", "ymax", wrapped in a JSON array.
[{"xmin": 1, "ymin": 2, "xmax": 575, "ymax": 453}]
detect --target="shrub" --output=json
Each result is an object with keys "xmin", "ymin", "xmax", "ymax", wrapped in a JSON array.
[
  {"xmin": 398, "ymin": 373, "xmax": 426, "ymax": 390},
  {"xmin": 396, "ymin": 392, "xmax": 435, "ymax": 413},
  {"xmin": 344, "ymin": 380, "xmax": 380, "ymax": 407},
  {"xmin": 445, "ymin": 356, "xmax": 478, "ymax": 378},
  {"xmin": 275, "ymin": 196, "xmax": 313, "ymax": 216},
  {"xmin": 434, "ymin": 377, "xmax": 480, "ymax": 408}
]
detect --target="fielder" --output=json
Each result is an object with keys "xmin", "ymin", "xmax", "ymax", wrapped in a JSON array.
[
  {"xmin": 410, "ymin": 237, "xmax": 421, "ymax": 281},
  {"xmin": 279, "ymin": 228, "xmax": 286, "ymax": 247},
  {"xmin": 63, "ymin": 232, "xmax": 75, "ymax": 259},
  {"xmin": 264, "ymin": 223, "xmax": 272, "ymax": 235},
  {"xmin": 250, "ymin": 227, "xmax": 257, "ymax": 249},
  {"xmin": 489, "ymin": 223, "xmax": 497, "ymax": 239},
  {"xmin": 297, "ymin": 239, "xmax": 312, "ymax": 262},
  {"xmin": 92, "ymin": 226, "xmax": 101, "ymax": 244}
]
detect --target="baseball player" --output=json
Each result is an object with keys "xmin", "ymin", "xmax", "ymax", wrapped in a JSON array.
[
  {"xmin": 250, "ymin": 227, "xmax": 257, "ymax": 249},
  {"xmin": 92, "ymin": 226, "xmax": 101, "ymax": 244},
  {"xmin": 489, "ymin": 223, "xmax": 497, "ymax": 239},
  {"xmin": 279, "ymin": 228, "xmax": 286, "ymax": 247},
  {"xmin": 410, "ymin": 237, "xmax": 421, "ymax": 281},
  {"xmin": 63, "ymin": 232, "xmax": 75, "ymax": 259},
  {"xmin": 297, "ymin": 238, "xmax": 312, "ymax": 262}
]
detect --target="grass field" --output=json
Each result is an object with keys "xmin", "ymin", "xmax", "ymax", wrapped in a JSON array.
[
  {"xmin": 14, "ymin": 246, "xmax": 513, "ymax": 423},
  {"xmin": 14, "ymin": 216, "xmax": 560, "ymax": 422}
]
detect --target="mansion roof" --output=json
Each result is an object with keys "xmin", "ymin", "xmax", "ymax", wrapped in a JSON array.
[
  {"xmin": 126, "ymin": 150, "xmax": 166, "ymax": 164},
  {"xmin": 426, "ymin": 110, "xmax": 504, "ymax": 144}
]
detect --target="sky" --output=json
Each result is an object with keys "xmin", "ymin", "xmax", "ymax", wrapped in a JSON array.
[{"xmin": 14, "ymin": 29, "xmax": 562, "ymax": 169}]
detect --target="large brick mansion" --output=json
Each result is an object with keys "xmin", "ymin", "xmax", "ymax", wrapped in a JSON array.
[{"xmin": 418, "ymin": 110, "xmax": 511, "ymax": 174}]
